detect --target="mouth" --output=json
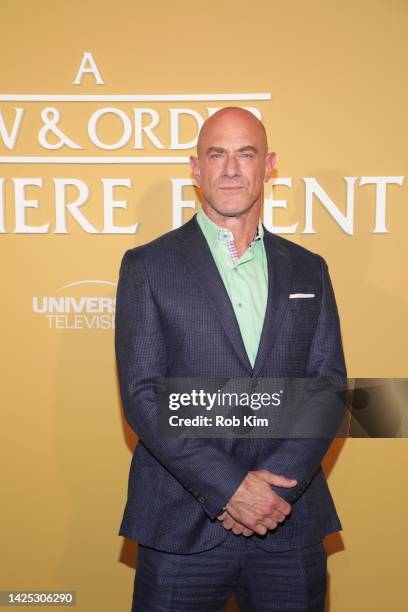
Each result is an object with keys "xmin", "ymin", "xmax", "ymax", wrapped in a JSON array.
[{"xmin": 218, "ymin": 186, "xmax": 244, "ymax": 191}]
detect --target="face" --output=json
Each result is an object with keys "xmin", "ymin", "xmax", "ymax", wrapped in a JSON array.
[{"xmin": 190, "ymin": 109, "xmax": 275, "ymax": 219}]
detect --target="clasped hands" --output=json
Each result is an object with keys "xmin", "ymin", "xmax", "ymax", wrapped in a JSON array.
[{"xmin": 217, "ymin": 470, "xmax": 297, "ymax": 537}]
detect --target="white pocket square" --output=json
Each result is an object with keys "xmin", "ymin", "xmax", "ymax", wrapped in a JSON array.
[{"xmin": 289, "ymin": 293, "xmax": 315, "ymax": 298}]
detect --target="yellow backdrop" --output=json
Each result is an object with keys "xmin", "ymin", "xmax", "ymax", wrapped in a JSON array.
[{"xmin": 1, "ymin": 0, "xmax": 407, "ymax": 610}]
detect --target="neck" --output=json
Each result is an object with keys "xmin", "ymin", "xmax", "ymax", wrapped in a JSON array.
[{"xmin": 202, "ymin": 203, "xmax": 261, "ymax": 257}]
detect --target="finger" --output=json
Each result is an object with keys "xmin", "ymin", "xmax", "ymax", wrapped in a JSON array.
[
  {"xmin": 270, "ymin": 474, "xmax": 298, "ymax": 488},
  {"xmin": 268, "ymin": 510, "xmax": 286, "ymax": 523},
  {"xmin": 273, "ymin": 497, "xmax": 292, "ymax": 516},
  {"xmin": 222, "ymin": 515, "xmax": 236, "ymax": 530},
  {"xmin": 263, "ymin": 518, "xmax": 278, "ymax": 531},
  {"xmin": 253, "ymin": 523, "xmax": 268, "ymax": 536},
  {"xmin": 217, "ymin": 511, "xmax": 227, "ymax": 521},
  {"xmin": 242, "ymin": 528, "xmax": 254, "ymax": 537},
  {"xmin": 231, "ymin": 522, "xmax": 245, "ymax": 535},
  {"xmin": 224, "ymin": 503, "xmax": 267, "ymax": 533},
  {"xmin": 265, "ymin": 492, "xmax": 292, "ymax": 517},
  {"xmin": 268, "ymin": 506, "xmax": 291, "ymax": 523},
  {"xmin": 255, "ymin": 470, "xmax": 297, "ymax": 488}
]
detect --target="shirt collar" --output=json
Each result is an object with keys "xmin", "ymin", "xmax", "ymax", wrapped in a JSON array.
[{"xmin": 196, "ymin": 208, "xmax": 264, "ymax": 250}]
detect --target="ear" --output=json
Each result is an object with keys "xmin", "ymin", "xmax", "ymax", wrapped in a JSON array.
[
  {"xmin": 189, "ymin": 155, "xmax": 201, "ymax": 186},
  {"xmin": 263, "ymin": 152, "xmax": 276, "ymax": 182}
]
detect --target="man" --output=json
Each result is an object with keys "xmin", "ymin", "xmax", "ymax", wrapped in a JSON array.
[{"xmin": 115, "ymin": 107, "xmax": 346, "ymax": 611}]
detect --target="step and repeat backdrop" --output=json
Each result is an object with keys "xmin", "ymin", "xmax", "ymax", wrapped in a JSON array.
[{"xmin": 1, "ymin": 1, "xmax": 407, "ymax": 610}]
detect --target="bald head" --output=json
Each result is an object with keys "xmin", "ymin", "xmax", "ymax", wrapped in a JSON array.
[
  {"xmin": 197, "ymin": 107, "xmax": 268, "ymax": 157},
  {"xmin": 189, "ymin": 106, "xmax": 275, "ymax": 224}
]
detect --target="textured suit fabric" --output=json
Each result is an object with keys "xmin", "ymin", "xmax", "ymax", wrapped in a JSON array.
[
  {"xmin": 132, "ymin": 531, "xmax": 327, "ymax": 612},
  {"xmin": 115, "ymin": 214, "xmax": 347, "ymax": 554}
]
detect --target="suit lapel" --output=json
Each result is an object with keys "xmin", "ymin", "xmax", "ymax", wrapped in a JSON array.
[
  {"xmin": 252, "ymin": 228, "xmax": 292, "ymax": 377},
  {"xmin": 176, "ymin": 216, "xmax": 293, "ymax": 376},
  {"xmin": 177, "ymin": 216, "xmax": 253, "ymax": 373}
]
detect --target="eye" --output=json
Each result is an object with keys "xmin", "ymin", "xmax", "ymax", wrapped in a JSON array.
[{"xmin": 239, "ymin": 151, "xmax": 254, "ymax": 159}]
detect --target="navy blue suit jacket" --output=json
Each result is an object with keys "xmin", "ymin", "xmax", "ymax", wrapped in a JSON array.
[{"xmin": 115, "ymin": 214, "xmax": 347, "ymax": 553}]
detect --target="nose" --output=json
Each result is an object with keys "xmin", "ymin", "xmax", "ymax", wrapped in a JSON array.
[{"xmin": 223, "ymin": 154, "xmax": 240, "ymax": 178}]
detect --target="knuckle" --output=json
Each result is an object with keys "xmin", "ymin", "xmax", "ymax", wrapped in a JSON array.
[{"xmin": 266, "ymin": 520, "xmax": 277, "ymax": 530}]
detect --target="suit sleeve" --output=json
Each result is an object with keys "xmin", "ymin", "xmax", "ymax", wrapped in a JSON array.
[
  {"xmin": 258, "ymin": 255, "xmax": 347, "ymax": 502},
  {"xmin": 115, "ymin": 249, "xmax": 248, "ymax": 519}
]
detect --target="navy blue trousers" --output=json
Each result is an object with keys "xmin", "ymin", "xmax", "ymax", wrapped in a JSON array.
[{"xmin": 131, "ymin": 531, "xmax": 327, "ymax": 611}]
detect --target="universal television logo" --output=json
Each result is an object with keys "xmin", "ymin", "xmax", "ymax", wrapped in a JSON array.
[{"xmin": 32, "ymin": 279, "xmax": 116, "ymax": 330}]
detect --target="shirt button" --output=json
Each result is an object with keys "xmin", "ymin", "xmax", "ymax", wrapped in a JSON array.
[{"xmin": 237, "ymin": 302, "xmax": 243, "ymax": 308}]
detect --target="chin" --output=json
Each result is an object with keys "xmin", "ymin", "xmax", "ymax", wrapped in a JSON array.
[
  {"xmin": 220, "ymin": 211, "xmax": 241, "ymax": 218},
  {"xmin": 212, "ymin": 198, "xmax": 246, "ymax": 212},
  {"xmin": 218, "ymin": 203, "xmax": 251, "ymax": 217}
]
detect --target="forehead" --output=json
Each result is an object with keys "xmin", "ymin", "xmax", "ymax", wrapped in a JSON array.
[{"xmin": 198, "ymin": 112, "xmax": 267, "ymax": 153}]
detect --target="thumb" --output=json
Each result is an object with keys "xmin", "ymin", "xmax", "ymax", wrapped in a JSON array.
[{"xmin": 254, "ymin": 470, "xmax": 297, "ymax": 488}]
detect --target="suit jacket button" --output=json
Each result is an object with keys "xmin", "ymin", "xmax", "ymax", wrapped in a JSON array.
[{"xmin": 198, "ymin": 496, "xmax": 206, "ymax": 503}]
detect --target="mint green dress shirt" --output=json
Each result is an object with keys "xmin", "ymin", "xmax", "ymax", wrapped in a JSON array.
[{"xmin": 196, "ymin": 208, "xmax": 268, "ymax": 368}]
